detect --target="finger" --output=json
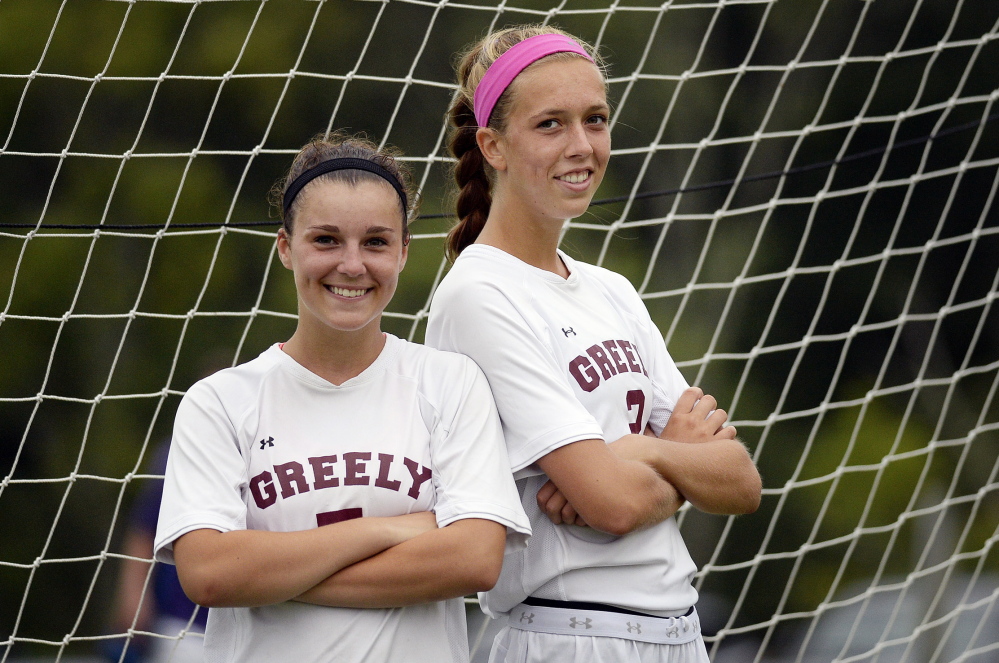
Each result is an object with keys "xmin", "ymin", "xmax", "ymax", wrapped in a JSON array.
[
  {"xmin": 561, "ymin": 501, "xmax": 579, "ymax": 525},
  {"xmin": 543, "ymin": 492, "xmax": 569, "ymax": 525},
  {"xmin": 692, "ymin": 393, "xmax": 717, "ymax": 418},
  {"xmin": 674, "ymin": 387, "xmax": 703, "ymax": 414},
  {"xmin": 718, "ymin": 425, "xmax": 737, "ymax": 440},
  {"xmin": 536, "ymin": 480, "xmax": 558, "ymax": 505},
  {"xmin": 706, "ymin": 407, "xmax": 728, "ymax": 431}
]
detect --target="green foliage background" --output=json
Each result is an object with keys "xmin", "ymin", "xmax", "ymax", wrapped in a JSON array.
[{"xmin": 1, "ymin": 0, "xmax": 998, "ymax": 660}]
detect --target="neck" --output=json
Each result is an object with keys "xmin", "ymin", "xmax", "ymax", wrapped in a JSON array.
[
  {"xmin": 281, "ymin": 316, "xmax": 386, "ymax": 386},
  {"xmin": 476, "ymin": 191, "xmax": 569, "ymax": 277}
]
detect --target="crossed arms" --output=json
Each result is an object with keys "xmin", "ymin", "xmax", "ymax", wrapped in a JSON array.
[{"xmin": 534, "ymin": 387, "xmax": 762, "ymax": 534}]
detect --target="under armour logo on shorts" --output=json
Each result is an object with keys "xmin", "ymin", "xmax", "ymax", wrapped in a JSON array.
[
  {"xmin": 627, "ymin": 622, "xmax": 642, "ymax": 634},
  {"xmin": 569, "ymin": 617, "xmax": 592, "ymax": 629},
  {"xmin": 259, "ymin": 436, "xmax": 274, "ymax": 449},
  {"xmin": 519, "ymin": 612, "xmax": 534, "ymax": 624},
  {"xmin": 667, "ymin": 625, "xmax": 680, "ymax": 638}
]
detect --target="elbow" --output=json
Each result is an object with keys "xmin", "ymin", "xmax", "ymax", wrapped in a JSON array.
[
  {"xmin": 451, "ymin": 522, "xmax": 506, "ymax": 593},
  {"xmin": 741, "ymin": 472, "xmax": 763, "ymax": 514},
  {"xmin": 468, "ymin": 556, "xmax": 503, "ymax": 592},
  {"xmin": 177, "ymin": 573, "xmax": 221, "ymax": 608},
  {"xmin": 727, "ymin": 466, "xmax": 762, "ymax": 515},
  {"xmin": 176, "ymin": 564, "xmax": 230, "ymax": 608},
  {"xmin": 583, "ymin": 502, "xmax": 647, "ymax": 536}
]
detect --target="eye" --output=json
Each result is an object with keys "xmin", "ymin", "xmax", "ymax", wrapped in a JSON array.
[
  {"xmin": 587, "ymin": 113, "xmax": 609, "ymax": 126},
  {"xmin": 366, "ymin": 236, "xmax": 390, "ymax": 247},
  {"xmin": 537, "ymin": 118, "xmax": 560, "ymax": 130},
  {"xmin": 313, "ymin": 234, "xmax": 337, "ymax": 246}
]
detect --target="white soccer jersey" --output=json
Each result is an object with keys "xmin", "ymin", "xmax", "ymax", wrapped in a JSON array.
[
  {"xmin": 154, "ymin": 334, "xmax": 530, "ymax": 663},
  {"xmin": 426, "ymin": 245, "xmax": 698, "ymax": 619}
]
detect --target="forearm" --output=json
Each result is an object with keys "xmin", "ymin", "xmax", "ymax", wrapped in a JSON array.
[
  {"xmin": 173, "ymin": 513, "xmax": 434, "ymax": 608},
  {"xmin": 296, "ymin": 518, "xmax": 505, "ymax": 608},
  {"xmin": 535, "ymin": 438, "xmax": 690, "ymax": 535},
  {"xmin": 648, "ymin": 438, "xmax": 761, "ymax": 514}
]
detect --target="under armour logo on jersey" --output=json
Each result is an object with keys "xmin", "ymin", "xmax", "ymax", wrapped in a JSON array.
[
  {"xmin": 627, "ymin": 622, "xmax": 642, "ymax": 634},
  {"xmin": 519, "ymin": 612, "xmax": 534, "ymax": 624},
  {"xmin": 562, "ymin": 327, "xmax": 576, "ymax": 337},
  {"xmin": 569, "ymin": 617, "xmax": 592, "ymax": 629},
  {"xmin": 259, "ymin": 436, "xmax": 274, "ymax": 450}
]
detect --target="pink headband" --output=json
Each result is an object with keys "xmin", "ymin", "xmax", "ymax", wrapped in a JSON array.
[{"xmin": 473, "ymin": 33, "xmax": 594, "ymax": 128}]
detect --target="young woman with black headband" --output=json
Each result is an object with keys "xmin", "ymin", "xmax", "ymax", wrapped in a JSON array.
[
  {"xmin": 426, "ymin": 26, "xmax": 762, "ymax": 663},
  {"xmin": 153, "ymin": 134, "xmax": 530, "ymax": 663}
]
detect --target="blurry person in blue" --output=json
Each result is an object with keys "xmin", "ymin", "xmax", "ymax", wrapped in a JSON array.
[
  {"xmin": 104, "ymin": 441, "xmax": 206, "ymax": 663},
  {"xmin": 153, "ymin": 133, "xmax": 530, "ymax": 663}
]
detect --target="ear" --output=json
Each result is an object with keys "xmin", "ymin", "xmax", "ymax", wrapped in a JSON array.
[
  {"xmin": 399, "ymin": 237, "xmax": 409, "ymax": 272},
  {"xmin": 277, "ymin": 227, "xmax": 293, "ymax": 270},
  {"xmin": 476, "ymin": 127, "xmax": 507, "ymax": 172}
]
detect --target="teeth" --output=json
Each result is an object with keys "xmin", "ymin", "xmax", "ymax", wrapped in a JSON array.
[
  {"xmin": 558, "ymin": 171, "xmax": 589, "ymax": 184},
  {"xmin": 331, "ymin": 286, "xmax": 367, "ymax": 298}
]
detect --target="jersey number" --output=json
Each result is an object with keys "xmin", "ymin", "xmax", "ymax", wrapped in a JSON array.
[
  {"xmin": 626, "ymin": 389, "xmax": 646, "ymax": 434},
  {"xmin": 317, "ymin": 508, "xmax": 362, "ymax": 527}
]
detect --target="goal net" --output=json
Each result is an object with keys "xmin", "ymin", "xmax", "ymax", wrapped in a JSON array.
[{"xmin": 2, "ymin": 1, "xmax": 998, "ymax": 662}]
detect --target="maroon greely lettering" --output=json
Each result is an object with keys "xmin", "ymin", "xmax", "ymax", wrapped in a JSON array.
[
  {"xmin": 275, "ymin": 461, "xmax": 311, "ymax": 498},
  {"xmin": 251, "ymin": 452, "xmax": 432, "ymax": 510},
  {"xmin": 249, "ymin": 470, "xmax": 277, "ymax": 509},
  {"xmin": 309, "ymin": 455, "xmax": 339, "ymax": 489},
  {"xmin": 403, "ymin": 458, "xmax": 433, "ymax": 499},
  {"xmin": 586, "ymin": 344, "xmax": 617, "ymax": 380},
  {"xmin": 603, "ymin": 341, "xmax": 629, "ymax": 374},
  {"xmin": 569, "ymin": 338, "xmax": 649, "ymax": 392},
  {"xmin": 375, "ymin": 453, "xmax": 402, "ymax": 491},
  {"xmin": 569, "ymin": 355, "xmax": 600, "ymax": 392},
  {"xmin": 344, "ymin": 452, "xmax": 371, "ymax": 486},
  {"xmin": 618, "ymin": 340, "xmax": 642, "ymax": 374}
]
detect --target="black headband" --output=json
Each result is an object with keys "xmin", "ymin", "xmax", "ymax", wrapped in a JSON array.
[{"xmin": 282, "ymin": 157, "xmax": 409, "ymax": 219}]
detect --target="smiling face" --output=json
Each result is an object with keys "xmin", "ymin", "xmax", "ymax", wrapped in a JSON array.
[
  {"xmin": 277, "ymin": 178, "xmax": 408, "ymax": 340},
  {"xmin": 482, "ymin": 56, "xmax": 610, "ymax": 225}
]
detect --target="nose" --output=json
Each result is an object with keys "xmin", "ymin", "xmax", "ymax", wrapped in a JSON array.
[
  {"xmin": 565, "ymin": 121, "xmax": 594, "ymax": 159},
  {"xmin": 337, "ymin": 243, "xmax": 366, "ymax": 277}
]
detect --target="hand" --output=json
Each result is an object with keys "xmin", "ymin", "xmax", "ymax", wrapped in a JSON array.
[
  {"xmin": 662, "ymin": 387, "xmax": 737, "ymax": 443},
  {"xmin": 536, "ymin": 480, "xmax": 588, "ymax": 527}
]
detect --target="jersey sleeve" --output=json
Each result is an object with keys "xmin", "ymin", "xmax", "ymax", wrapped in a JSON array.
[
  {"xmin": 422, "ymin": 355, "xmax": 531, "ymax": 552},
  {"xmin": 427, "ymin": 277, "xmax": 605, "ymax": 474},
  {"xmin": 153, "ymin": 380, "xmax": 249, "ymax": 564}
]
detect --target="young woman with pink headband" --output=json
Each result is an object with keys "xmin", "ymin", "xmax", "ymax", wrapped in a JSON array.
[{"xmin": 426, "ymin": 26, "xmax": 762, "ymax": 663}]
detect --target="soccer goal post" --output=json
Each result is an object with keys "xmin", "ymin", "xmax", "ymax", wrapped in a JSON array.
[{"xmin": 1, "ymin": 1, "xmax": 998, "ymax": 662}]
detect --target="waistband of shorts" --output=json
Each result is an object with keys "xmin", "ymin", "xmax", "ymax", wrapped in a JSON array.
[
  {"xmin": 507, "ymin": 602, "xmax": 701, "ymax": 645},
  {"xmin": 522, "ymin": 597, "xmax": 694, "ymax": 620}
]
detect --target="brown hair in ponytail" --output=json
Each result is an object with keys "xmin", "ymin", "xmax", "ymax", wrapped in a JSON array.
[{"xmin": 445, "ymin": 25, "xmax": 604, "ymax": 262}]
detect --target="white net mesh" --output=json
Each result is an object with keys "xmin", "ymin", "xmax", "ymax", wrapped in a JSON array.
[{"xmin": 2, "ymin": 1, "xmax": 998, "ymax": 661}]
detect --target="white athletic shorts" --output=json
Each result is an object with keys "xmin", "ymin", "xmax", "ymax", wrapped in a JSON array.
[{"xmin": 488, "ymin": 603, "xmax": 710, "ymax": 663}]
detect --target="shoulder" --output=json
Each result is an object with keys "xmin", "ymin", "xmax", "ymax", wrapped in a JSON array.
[
  {"xmin": 388, "ymin": 336, "xmax": 482, "ymax": 386},
  {"xmin": 433, "ymin": 249, "xmax": 542, "ymax": 330},
  {"xmin": 573, "ymin": 259, "xmax": 641, "ymax": 297},
  {"xmin": 571, "ymin": 258, "xmax": 650, "ymax": 318},
  {"xmin": 180, "ymin": 346, "xmax": 282, "ymax": 413},
  {"xmin": 387, "ymin": 336, "xmax": 492, "ymax": 423},
  {"xmin": 435, "ymin": 252, "xmax": 513, "ymax": 303}
]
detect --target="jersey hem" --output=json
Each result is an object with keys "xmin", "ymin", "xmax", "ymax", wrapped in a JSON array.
[{"xmin": 154, "ymin": 515, "xmax": 239, "ymax": 564}]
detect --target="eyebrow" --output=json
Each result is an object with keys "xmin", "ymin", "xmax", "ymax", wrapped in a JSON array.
[
  {"xmin": 309, "ymin": 224, "xmax": 397, "ymax": 234},
  {"xmin": 529, "ymin": 103, "xmax": 610, "ymax": 121}
]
